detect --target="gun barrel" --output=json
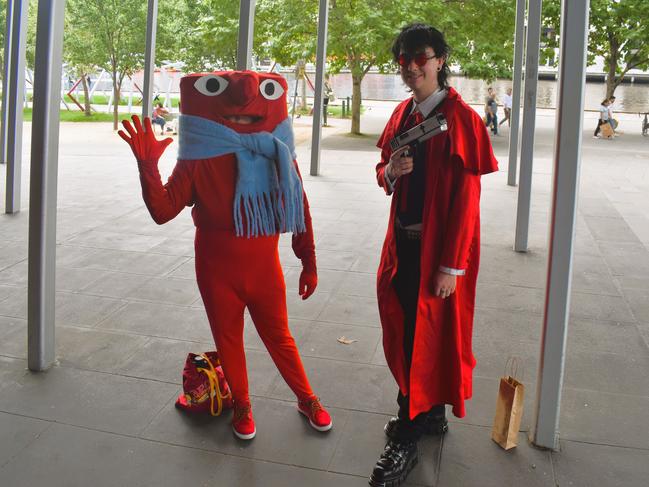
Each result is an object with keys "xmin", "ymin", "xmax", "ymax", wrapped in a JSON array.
[{"xmin": 389, "ymin": 113, "xmax": 448, "ymax": 152}]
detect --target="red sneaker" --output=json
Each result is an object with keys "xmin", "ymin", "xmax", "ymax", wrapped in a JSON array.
[
  {"xmin": 298, "ymin": 396, "xmax": 332, "ymax": 432},
  {"xmin": 232, "ymin": 401, "xmax": 256, "ymax": 440}
]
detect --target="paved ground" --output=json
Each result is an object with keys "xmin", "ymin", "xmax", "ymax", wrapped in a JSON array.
[{"xmin": 0, "ymin": 101, "xmax": 648, "ymax": 486}]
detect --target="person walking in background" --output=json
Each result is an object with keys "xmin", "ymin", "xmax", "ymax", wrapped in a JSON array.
[
  {"xmin": 371, "ymin": 23, "xmax": 498, "ymax": 487},
  {"xmin": 594, "ymin": 98, "xmax": 611, "ymax": 138},
  {"xmin": 499, "ymin": 87, "xmax": 512, "ymax": 127},
  {"xmin": 151, "ymin": 102, "xmax": 170, "ymax": 135},
  {"xmin": 607, "ymin": 95, "xmax": 619, "ymax": 133},
  {"xmin": 484, "ymin": 87, "xmax": 498, "ymax": 135}
]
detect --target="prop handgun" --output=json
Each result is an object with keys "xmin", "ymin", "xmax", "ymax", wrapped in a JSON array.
[{"xmin": 389, "ymin": 112, "xmax": 448, "ymax": 153}]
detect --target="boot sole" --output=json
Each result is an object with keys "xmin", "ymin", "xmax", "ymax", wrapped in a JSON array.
[
  {"xmin": 368, "ymin": 454, "xmax": 418, "ymax": 487},
  {"xmin": 233, "ymin": 427, "xmax": 256, "ymax": 440},
  {"xmin": 298, "ymin": 407, "xmax": 333, "ymax": 432},
  {"xmin": 383, "ymin": 420, "xmax": 448, "ymax": 438}
]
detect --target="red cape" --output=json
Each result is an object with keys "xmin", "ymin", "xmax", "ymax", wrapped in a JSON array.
[{"xmin": 375, "ymin": 87, "xmax": 498, "ymax": 419}]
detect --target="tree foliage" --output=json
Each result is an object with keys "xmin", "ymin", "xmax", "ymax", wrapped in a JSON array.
[
  {"xmin": 543, "ymin": 0, "xmax": 649, "ymax": 98},
  {"xmin": 64, "ymin": 0, "xmax": 181, "ymax": 128},
  {"xmin": 257, "ymin": 0, "xmax": 517, "ymax": 134}
]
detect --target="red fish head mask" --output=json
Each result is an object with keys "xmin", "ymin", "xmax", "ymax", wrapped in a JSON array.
[{"xmin": 179, "ymin": 70, "xmax": 289, "ymax": 134}]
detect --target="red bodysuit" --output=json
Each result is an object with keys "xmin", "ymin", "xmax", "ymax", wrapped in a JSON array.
[{"xmin": 121, "ymin": 71, "xmax": 318, "ymax": 407}]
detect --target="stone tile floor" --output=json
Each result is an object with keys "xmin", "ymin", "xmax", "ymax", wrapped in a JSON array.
[{"xmin": 0, "ymin": 103, "xmax": 648, "ymax": 486}]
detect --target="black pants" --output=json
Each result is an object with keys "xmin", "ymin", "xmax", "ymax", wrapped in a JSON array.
[
  {"xmin": 594, "ymin": 119, "xmax": 604, "ymax": 136},
  {"xmin": 393, "ymin": 228, "xmax": 445, "ymax": 442}
]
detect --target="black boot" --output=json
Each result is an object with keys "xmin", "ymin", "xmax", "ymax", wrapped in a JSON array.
[
  {"xmin": 368, "ymin": 440, "xmax": 418, "ymax": 487},
  {"xmin": 384, "ymin": 411, "xmax": 448, "ymax": 440}
]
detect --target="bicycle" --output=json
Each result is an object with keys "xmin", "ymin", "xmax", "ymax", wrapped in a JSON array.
[{"xmin": 641, "ymin": 112, "xmax": 649, "ymax": 136}]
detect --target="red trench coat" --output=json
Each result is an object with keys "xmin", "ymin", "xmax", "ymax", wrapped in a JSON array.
[{"xmin": 375, "ymin": 87, "xmax": 498, "ymax": 419}]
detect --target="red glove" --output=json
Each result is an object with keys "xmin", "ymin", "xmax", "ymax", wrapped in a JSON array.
[
  {"xmin": 118, "ymin": 115, "xmax": 173, "ymax": 164},
  {"xmin": 298, "ymin": 266, "xmax": 317, "ymax": 300}
]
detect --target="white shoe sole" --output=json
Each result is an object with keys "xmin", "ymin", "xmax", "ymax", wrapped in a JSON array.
[
  {"xmin": 233, "ymin": 427, "xmax": 256, "ymax": 440},
  {"xmin": 298, "ymin": 407, "xmax": 333, "ymax": 432}
]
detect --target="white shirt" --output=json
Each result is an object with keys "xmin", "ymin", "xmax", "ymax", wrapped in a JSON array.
[{"xmin": 502, "ymin": 93, "xmax": 512, "ymax": 109}]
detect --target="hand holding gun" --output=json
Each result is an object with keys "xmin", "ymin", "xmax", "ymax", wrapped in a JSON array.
[{"xmin": 386, "ymin": 113, "xmax": 448, "ymax": 179}]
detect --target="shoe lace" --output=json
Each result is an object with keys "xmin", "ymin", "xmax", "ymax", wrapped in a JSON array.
[
  {"xmin": 308, "ymin": 397, "xmax": 324, "ymax": 416},
  {"xmin": 234, "ymin": 403, "xmax": 251, "ymax": 422},
  {"xmin": 380, "ymin": 442, "xmax": 413, "ymax": 467}
]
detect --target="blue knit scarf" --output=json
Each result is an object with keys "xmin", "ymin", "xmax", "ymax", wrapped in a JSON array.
[{"xmin": 177, "ymin": 115, "xmax": 305, "ymax": 238}]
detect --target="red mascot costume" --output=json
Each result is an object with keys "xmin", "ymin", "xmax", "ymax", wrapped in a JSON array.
[{"xmin": 119, "ymin": 71, "xmax": 332, "ymax": 440}]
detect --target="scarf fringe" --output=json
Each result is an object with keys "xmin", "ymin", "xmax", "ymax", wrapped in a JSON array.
[{"xmin": 234, "ymin": 181, "xmax": 306, "ymax": 238}]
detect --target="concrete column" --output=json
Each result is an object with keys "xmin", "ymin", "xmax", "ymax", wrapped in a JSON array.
[
  {"xmin": 237, "ymin": 0, "xmax": 256, "ymax": 70},
  {"xmin": 142, "ymin": 0, "xmax": 158, "ymax": 120},
  {"xmin": 4, "ymin": 0, "xmax": 29, "ymax": 213},
  {"xmin": 514, "ymin": 0, "xmax": 542, "ymax": 252},
  {"xmin": 309, "ymin": 0, "xmax": 329, "ymax": 177},
  {"xmin": 507, "ymin": 0, "xmax": 526, "ymax": 187},
  {"xmin": 0, "ymin": 0, "xmax": 12, "ymax": 166},
  {"xmin": 27, "ymin": 0, "xmax": 66, "ymax": 371},
  {"xmin": 532, "ymin": 0, "xmax": 590, "ymax": 450}
]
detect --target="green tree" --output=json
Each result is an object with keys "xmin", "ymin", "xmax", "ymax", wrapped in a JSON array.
[
  {"xmin": 63, "ymin": 10, "xmax": 99, "ymax": 116},
  {"xmin": 544, "ymin": 0, "xmax": 649, "ymax": 98},
  {"xmin": 259, "ymin": 0, "xmax": 407, "ymax": 134},
  {"xmin": 420, "ymin": 0, "xmax": 516, "ymax": 81},
  {"xmin": 177, "ymin": 0, "xmax": 268, "ymax": 71},
  {"xmin": 64, "ymin": 0, "xmax": 181, "ymax": 128},
  {"xmin": 258, "ymin": 0, "xmax": 518, "ymax": 134}
]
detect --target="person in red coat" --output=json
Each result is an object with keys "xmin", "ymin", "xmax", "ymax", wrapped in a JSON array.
[
  {"xmin": 369, "ymin": 24, "xmax": 498, "ymax": 487},
  {"xmin": 118, "ymin": 71, "xmax": 332, "ymax": 441}
]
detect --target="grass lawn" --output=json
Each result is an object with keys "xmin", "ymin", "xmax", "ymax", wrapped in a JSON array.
[{"xmin": 22, "ymin": 108, "xmax": 116, "ymax": 122}]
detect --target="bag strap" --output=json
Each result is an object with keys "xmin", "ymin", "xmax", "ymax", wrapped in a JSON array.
[{"xmin": 198, "ymin": 353, "xmax": 232, "ymax": 416}]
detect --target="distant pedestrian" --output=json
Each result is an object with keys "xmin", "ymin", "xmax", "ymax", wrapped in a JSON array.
[
  {"xmin": 593, "ymin": 98, "xmax": 611, "ymax": 138},
  {"xmin": 151, "ymin": 102, "xmax": 170, "ymax": 135},
  {"xmin": 607, "ymin": 95, "xmax": 618, "ymax": 131},
  {"xmin": 484, "ymin": 87, "xmax": 498, "ymax": 135},
  {"xmin": 499, "ymin": 87, "xmax": 512, "ymax": 127}
]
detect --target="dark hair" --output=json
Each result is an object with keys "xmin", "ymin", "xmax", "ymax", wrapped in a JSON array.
[{"xmin": 392, "ymin": 23, "xmax": 451, "ymax": 89}]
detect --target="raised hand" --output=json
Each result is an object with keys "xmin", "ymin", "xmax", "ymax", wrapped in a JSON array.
[
  {"xmin": 298, "ymin": 268, "xmax": 317, "ymax": 300},
  {"xmin": 118, "ymin": 115, "xmax": 173, "ymax": 164}
]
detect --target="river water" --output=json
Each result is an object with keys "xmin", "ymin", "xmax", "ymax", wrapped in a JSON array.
[{"xmin": 286, "ymin": 72, "xmax": 649, "ymax": 113}]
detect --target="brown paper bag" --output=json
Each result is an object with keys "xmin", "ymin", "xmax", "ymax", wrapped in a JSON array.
[
  {"xmin": 600, "ymin": 121, "xmax": 614, "ymax": 139},
  {"xmin": 491, "ymin": 360, "xmax": 525, "ymax": 450}
]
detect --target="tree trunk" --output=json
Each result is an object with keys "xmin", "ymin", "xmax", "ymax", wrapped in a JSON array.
[
  {"xmin": 81, "ymin": 74, "xmax": 92, "ymax": 117},
  {"xmin": 605, "ymin": 36, "xmax": 619, "ymax": 98},
  {"xmin": 351, "ymin": 73, "xmax": 362, "ymax": 134},
  {"xmin": 605, "ymin": 55, "xmax": 617, "ymax": 98}
]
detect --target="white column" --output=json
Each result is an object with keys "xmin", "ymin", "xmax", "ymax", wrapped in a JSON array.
[
  {"xmin": 309, "ymin": 0, "xmax": 329, "ymax": 176},
  {"xmin": 0, "ymin": 0, "xmax": 12, "ymax": 166},
  {"xmin": 237, "ymin": 0, "xmax": 256, "ymax": 70},
  {"xmin": 514, "ymin": 0, "xmax": 542, "ymax": 252},
  {"xmin": 507, "ymin": 0, "xmax": 526, "ymax": 187},
  {"xmin": 4, "ymin": 0, "xmax": 29, "ymax": 213},
  {"xmin": 27, "ymin": 0, "xmax": 66, "ymax": 371},
  {"xmin": 142, "ymin": 0, "xmax": 158, "ymax": 120},
  {"xmin": 532, "ymin": 0, "xmax": 590, "ymax": 450}
]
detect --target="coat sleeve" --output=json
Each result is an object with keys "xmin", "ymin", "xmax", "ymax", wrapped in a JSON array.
[
  {"xmin": 138, "ymin": 159, "xmax": 195, "ymax": 225},
  {"xmin": 291, "ymin": 162, "xmax": 316, "ymax": 272},
  {"xmin": 375, "ymin": 145, "xmax": 396, "ymax": 196},
  {"xmin": 439, "ymin": 162, "xmax": 481, "ymax": 271},
  {"xmin": 376, "ymin": 121, "xmax": 397, "ymax": 195}
]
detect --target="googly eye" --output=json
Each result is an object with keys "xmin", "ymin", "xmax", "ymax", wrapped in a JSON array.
[
  {"xmin": 259, "ymin": 79, "xmax": 284, "ymax": 100},
  {"xmin": 194, "ymin": 75, "xmax": 228, "ymax": 96}
]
